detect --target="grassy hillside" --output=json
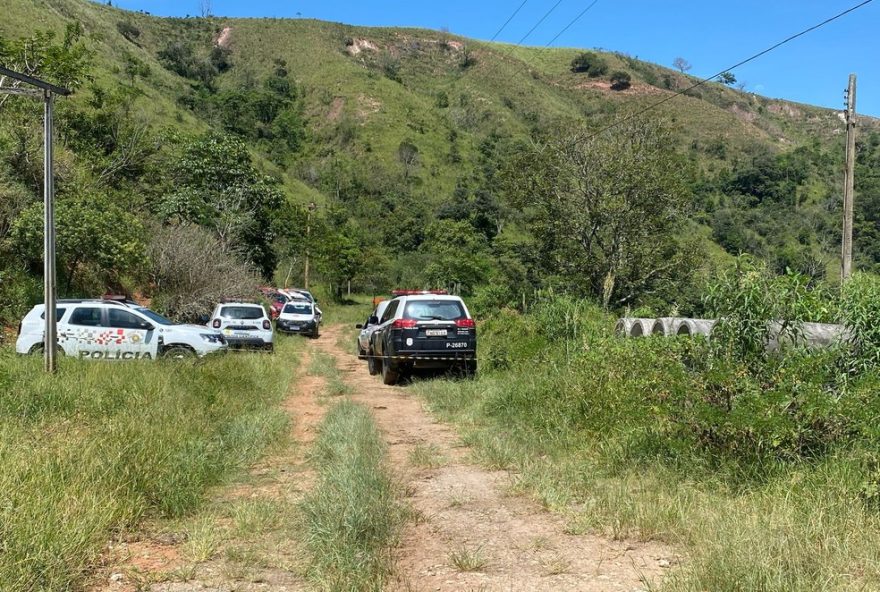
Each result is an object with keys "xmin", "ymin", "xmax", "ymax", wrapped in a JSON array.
[{"xmin": 2, "ymin": 0, "xmax": 879, "ymax": 319}]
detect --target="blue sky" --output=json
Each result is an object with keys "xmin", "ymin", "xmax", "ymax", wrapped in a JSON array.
[{"xmin": 105, "ymin": 0, "xmax": 879, "ymax": 116}]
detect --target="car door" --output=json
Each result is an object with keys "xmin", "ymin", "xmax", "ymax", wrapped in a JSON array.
[
  {"xmin": 375, "ymin": 299, "xmax": 400, "ymax": 356},
  {"xmin": 106, "ymin": 308, "xmax": 156, "ymax": 360},
  {"xmin": 65, "ymin": 306, "xmax": 106, "ymax": 359}
]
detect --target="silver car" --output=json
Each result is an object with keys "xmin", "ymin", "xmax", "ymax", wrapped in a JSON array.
[{"xmin": 356, "ymin": 300, "xmax": 390, "ymax": 360}]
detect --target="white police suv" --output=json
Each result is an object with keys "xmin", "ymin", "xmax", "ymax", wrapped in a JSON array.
[
  {"xmin": 208, "ymin": 302, "xmax": 274, "ymax": 351},
  {"xmin": 16, "ymin": 299, "xmax": 227, "ymax": 360}
]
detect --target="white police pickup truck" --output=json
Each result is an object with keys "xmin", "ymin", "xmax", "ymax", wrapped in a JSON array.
[{"xmin": 16, "ymin": 299, "xmax": 227, "ymax": 360}]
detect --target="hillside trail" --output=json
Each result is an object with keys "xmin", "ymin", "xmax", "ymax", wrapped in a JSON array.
[
  {"xmin": 91, "ymin": 347, "xmax": 328, "ymax": 592},
  {"xmin": 317, "ymin": 323, "xmax": 672, "ymax": 592}
]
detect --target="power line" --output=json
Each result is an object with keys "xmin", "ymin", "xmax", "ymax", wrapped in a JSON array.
[
  {"xmin": 584, "ymin": 0, "xmax": 875, "ymax": 140},
  {"xmin": 516, "ymin": 0, "xmax": 566, "ymax": 45},
  {"xmin": 489, "ymin": 0, "xmax": 530, "ymax": 42},
  {"xmin": 544, "ymin": 0, "xmax": 601, "ymax": 47}
]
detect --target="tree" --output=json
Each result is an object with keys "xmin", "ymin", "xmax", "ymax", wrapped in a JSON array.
[
  {"xmin": 8, "ymin": 195, "xmax": 145, "ymax": 292},
  {"xmin": 570, "ymin": 51, "xmax": 608, "ymax": 77},
  {"xmin": 152, "ymin": 133, "xmax": 284, "ymax": 277},
  {"xmin": 398, "ymin": 139, "xmax": 420, "ymax": 180},
  {"xmin": 609, "ymin": 70, "xmax": 632, "ymax": 91},
  {"xmin": 672, "ymin": 57, "xmax": 692, "ymax": 73},
  {"xmin": 503, "ymin": 118, "xmax": 699, "ymax": 308},
  {"xmin": 718, "ymin": 71, "xmax": 737, "ymax": 86},
  {"xmin": 420, "ymin": 220, "xmax": 491, "ymax": 295}
]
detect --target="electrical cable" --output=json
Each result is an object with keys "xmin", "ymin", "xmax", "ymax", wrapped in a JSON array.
[
  {"xmin": 544, "ymin": 0, "xmax": 601, "ymax": 47},
  {"xmin": 516, "ymin": 0, "xmax": 566, "ymax": 45},
  {"xmin": 489, "ymin": 0, "xmax": 530, "ymax": 42},
  {"xmin": 584, "ymin": 0, "xmax": 875, "ymax": 139}
]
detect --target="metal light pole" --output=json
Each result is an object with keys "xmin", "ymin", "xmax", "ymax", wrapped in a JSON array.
[
  {"xmin": 43, "ymin": 90, "xmax": 57, "ymax": 372},
  {"xmin": 0, "ymin": 66, "xmax": 71, "ymax": 373}
]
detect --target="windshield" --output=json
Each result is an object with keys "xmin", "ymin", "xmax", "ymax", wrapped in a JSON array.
[
  {"xmin": 403, "ymin": 300, "xmax": 466, "ymax": 321},
  {"xmin": 135, "ymin": 307, "xmax": 174, "ymax": 326},
  {"xmin": 220, "ymin": 305, "xmax": 264, "ymax": 320},
  {"xmin": 283, "ymin": 302, "xmax": 313, "ymax": 315}
]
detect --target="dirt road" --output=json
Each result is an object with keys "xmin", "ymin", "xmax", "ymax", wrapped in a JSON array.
[
  {"xmin": 318, "ymin": 324, "xmax": 670, "ymax": 592},
  {"xmin": 96, "ymin": 324, "xmax": 671, "ymax": 591}
]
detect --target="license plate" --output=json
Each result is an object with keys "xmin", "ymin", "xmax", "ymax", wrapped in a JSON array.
[{"xmin": 426, "ymin": 329, "xmax": 447, "ymax": 337}]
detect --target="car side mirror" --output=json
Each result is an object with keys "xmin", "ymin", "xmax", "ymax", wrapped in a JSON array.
[
  {"xmin": 356, "ymin": 324, "xmax": 363, "ymax": 329},
  {"xmin": 369, "ymin": 316, "xmax": 379, "ymax": 325},
  {"xmin": 198, "ymin": 314, "xmax": 210, "ymax": 324},
  {"xmin": 141, "ymin": 322, "xmax": 155, "ymax": 331}
]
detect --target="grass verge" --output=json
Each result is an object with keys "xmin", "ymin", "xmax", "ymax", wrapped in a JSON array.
[
  {"xmin": 300, "ymin": 399, "xmax": 405, "ymax": 591},
  {"xmin": 414, "ymin": 303, "xmax": 880, "ymax": 591},
  {"xmin": 0, "ymin": 337, "xmax": 301, "ymax": 590}
]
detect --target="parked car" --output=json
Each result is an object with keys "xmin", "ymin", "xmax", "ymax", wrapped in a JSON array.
[
  {"xmin": 208, "ymin": 302, "xmax": 274, "ymax": 351},
  {"xmin": 370, "ymin": 294, "xmax": 476, "ymax": 385},
  {"xmin": 282, "ymin": 288, "xmax": 323, "ymax": 318},
  {"xmin": 16, "ymin": 299, "xmax": 227, "ymax": 359},
  {"xmin": 276, "ymin": 299, "xmax": 320, "ymax": 338},
  {"xmin": 259, "ymin": 287, "xmax": 290, "ymax": 319},
  {"xmin": 356, "ymin": 299, "xmax": 390, "ymax": 363}
]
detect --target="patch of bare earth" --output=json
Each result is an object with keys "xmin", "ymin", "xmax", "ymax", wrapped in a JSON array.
[
  {"xmin": 327, "ymin": 97, "xmax": 345, "ymax": 122},
  {"xmin": 214, "ymin": 27, "xmax": 232, "ymax": 48},
  {"xmin": 88, "ymin": 348, "xmax": 327, "ymax": 592},
  {"xmin": 317, "ymin": 324, "xmax": 674, "ymax": 592}
]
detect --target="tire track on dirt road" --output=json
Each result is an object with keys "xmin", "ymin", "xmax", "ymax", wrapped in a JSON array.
[
  {"xmin": 317, "ymin": 324, "xmax": 673, "ymax": 592},
  {"xmin": 93, "ymin": 347, "xmax": 328, "ymax": 592}
]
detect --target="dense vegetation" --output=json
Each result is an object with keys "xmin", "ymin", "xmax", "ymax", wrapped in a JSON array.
[
  {"xmin": 1, "ymin": 0, "xmax": 879, "ymax": 325},
  {"xmin": 0, "ymin": 337, "xmax": 299, "ymax": 589},
  {"xmin": 417, "ymin": 264, "xmax": 880, "ymax": 590}
]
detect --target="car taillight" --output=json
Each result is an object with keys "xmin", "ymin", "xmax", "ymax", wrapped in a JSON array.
[
  {"xmin": 392, "ymin": 319, "xmax": 418, "ymax": 329},
  {"xmin": 263, "ymin": 319, "xmax": 271, "ymax": 330},
  {"xmin": 455, "ymin": 319, "xmax": 476, "ymax": 328},
  {"xmin": 212, "ymin": 319, "xmax": 221, "ymax": 329}
]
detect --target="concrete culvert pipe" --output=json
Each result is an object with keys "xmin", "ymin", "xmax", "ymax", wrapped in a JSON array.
[
  {"xmin": 673, "ymin": 318, "xmax": 717, "ymax": 337},
  {"xmin": 629, "ymin": 318, "xmax": 656, "ymax": 338},
  {"xmin": 615, "ymin": 318, "xmax": 634, "ymax": 337},
  {"xmin": 652, "ymin": 317, "xmax": 676, "ymax": 336},
  {"xmin": 767, "ymin": 321, "xmax": 851, "ymax": 352}
]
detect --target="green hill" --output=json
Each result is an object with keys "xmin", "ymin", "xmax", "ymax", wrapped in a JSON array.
[{"xmin": 1, "ymin": 0, "xmax": 879, "ymax": 320}]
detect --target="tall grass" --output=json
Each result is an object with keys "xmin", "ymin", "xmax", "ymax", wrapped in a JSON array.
[
  {"xmin": 300, "ymin": 400, "xmax": 404, "ymax": 591},
  {"xmin": 0, "ymin": 339, "xmax": 299, "ymax": 591},
  {"xmin": 415, "ymin": 298, "xmax": 880, "ymax": 591}
]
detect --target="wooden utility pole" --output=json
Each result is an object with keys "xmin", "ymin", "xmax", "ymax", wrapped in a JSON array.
[
  {"xmin": 841, "ymin": 73, "xmax": 857, "ymax": 283},
  {"xmin": 304, "ymin": 201, "xmax": 316, "ymax": 290}
]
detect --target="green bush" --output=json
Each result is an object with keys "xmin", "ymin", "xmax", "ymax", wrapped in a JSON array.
[
  {"xmin": 610, "ymin": 70, "xmax": 632, "ymax": 90},
  {"xmin": 570, "ymin": 51, "xmax": 608, "ymax": 77},
  {"xmin": 839, "ymin": 272, "xmax": 880, "ymax": 374}
]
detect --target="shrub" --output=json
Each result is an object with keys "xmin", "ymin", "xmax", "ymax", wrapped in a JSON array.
[
  {"xmin": 570, "ymin": 51, "xmax": 608, "ymax": 77},
  {"xmin": 146, "ymin": 223, "xmax": 260, "ymax": 322},
  {"xmin": 839, "ymin": 272, "xmax": 880, "ymax": 374},
  {"xmin": 116, "ymin": 20, "xmax": 140, "ymax": 42},
  {"xmin": 610, "ymin": 70, "xmax": 632, "ymax": 90}
]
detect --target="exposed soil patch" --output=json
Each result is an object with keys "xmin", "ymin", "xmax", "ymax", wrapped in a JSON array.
[
  {"xmin": 89, "ymin": 347, "xmax": 327, "ymax": 592},
  {"xmin": 346, "ymin": 38, "xmax": 378, "ymax": 56},
  {"xmin": 575, "ymin": 80, "xmax": 667, "ymax": 97},
  {"xmin": 316, "ymin": 324, "xmax": 674, "ymax": 591},
  {"xmin": 327, "ymin": 97, "xmax": 345, "ymax": 122},
  {"xmin": 214, "ymin": 27, "xmax": 232, "ymax": 48}
]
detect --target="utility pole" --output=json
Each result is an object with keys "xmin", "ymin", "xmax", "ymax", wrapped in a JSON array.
[
  {"xmin": 841, "ymin": 73, "xmax": 857, "ymax": 283},
  {"xmin": 43, "ymin": 90, "xmax": 57, "ymax": 373},
  {"xmin": 0, "ymin": 66, "xmax": 70, "ymax": 373},
  {"xmin": 304, "ymin": 201, "xmax": 316, "ymax": 290}
]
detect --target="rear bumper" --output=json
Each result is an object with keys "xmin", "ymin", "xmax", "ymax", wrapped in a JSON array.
[
  {"xmin": 277, "ymin": 323, "xmax": 318, "ymax": 336},
  {"xmin": 388, "ymin": 350, "xmax": 476, "ymax": 368}
]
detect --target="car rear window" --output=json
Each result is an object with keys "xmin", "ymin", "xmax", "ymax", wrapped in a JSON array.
[
  {"xmin": 403, "ymin": 300, "xmax": 466, "ymax": 321},
  {"xmin": 39, "ymin": 308, "xmax": 66, "ymax": 321},
  {"xmin": 283, "ymin": 302, "xmax": 312, "ymax": 315},
  {"xmin": 220, "ymin": 306, "xmax": 264, "ymax": 320}
]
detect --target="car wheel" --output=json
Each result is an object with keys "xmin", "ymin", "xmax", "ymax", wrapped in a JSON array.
[
  {"xmin": 367, "ymin": 352, "xmax": 380, "ymax": 376},
  {"xmin": 29, "ymin": 343, "xmax": 64, "ymax": 356},
  {"xmin": 463, "ymin": 360, "xmax": 478, "ymax": 379},
  {"xmin": 162, "ymin": 345, "xmax": 196, "ymax": 359},
  {"xmin": 381, "ymin": 357, "xmax": 400, "ymax": 385},
  {"xmin": 265, "ymin": 343, "xmax": 275, "ymax": 353}
]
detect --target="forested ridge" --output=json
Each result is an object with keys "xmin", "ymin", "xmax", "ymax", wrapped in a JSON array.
[{"xmin": 1, "ymin": 0, "xmax": 879, "ymax": 322}]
